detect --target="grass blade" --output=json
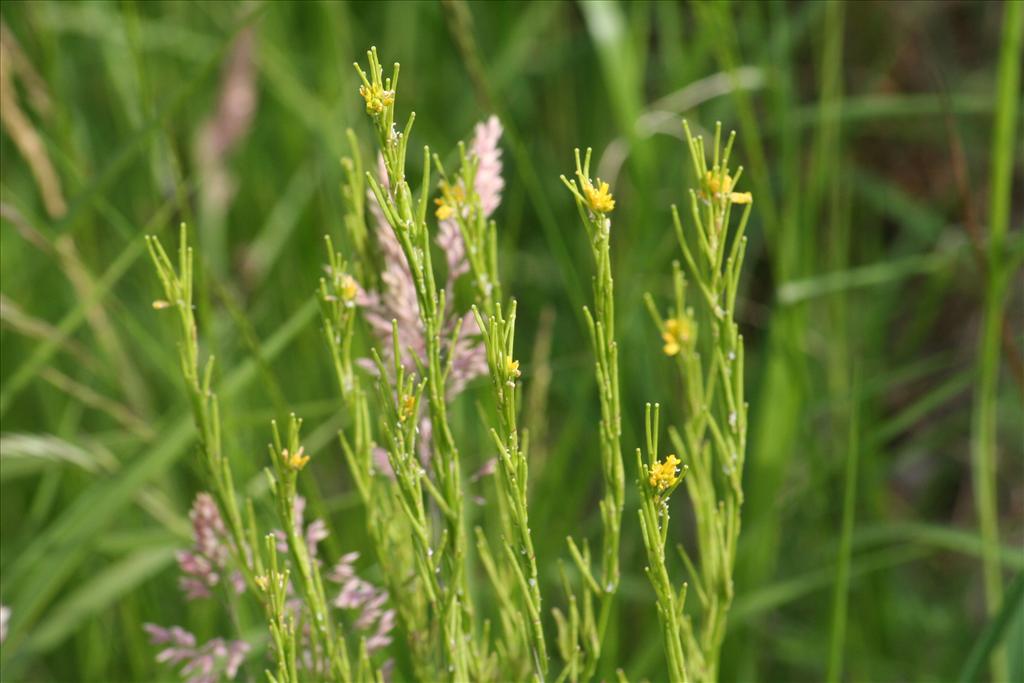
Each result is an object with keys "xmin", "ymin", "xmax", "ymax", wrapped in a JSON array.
[
  {"xmin": 1, "ymin": 298, "xmax": 317, "ymax": 658},
  {"xmin": 26, "ymin": 545, "xmax": 178, "ymax": 654},
  {"xmin": 958, "ymin": 573, "xmax": 1024, "ymax": 683},
  {"xmin": 826, "ymin": 385, "xmax": 858, "ymax": 683}
]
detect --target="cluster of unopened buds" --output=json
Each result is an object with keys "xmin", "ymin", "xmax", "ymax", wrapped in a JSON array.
[
  {"xmin": 177, "ymin": 494, "xmax": 245, "ymax": 600},
  {"xmin": 143, "ymin": 624, "xmax": 249, "ymax": 683},
  {"xmin": 328, "ymin": 553, "xmax": 395, "ymax": 653}
]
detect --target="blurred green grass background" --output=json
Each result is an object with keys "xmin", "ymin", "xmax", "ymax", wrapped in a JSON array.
[{"xmin": 0, "ymin": 1, "xmax": 1021, "ymax": 681}]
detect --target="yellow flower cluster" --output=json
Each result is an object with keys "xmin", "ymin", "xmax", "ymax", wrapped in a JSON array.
[
  {"xmin": 505, "ymin": 356, "xmax": 521, "ymax": 379},
  {"xmin": 705, "ymin": 170, "xmax": 733, "ymax": 195},
  {"xmin": 434, "ymin": 180, "xmax": 466, "ymax": 221},
  {"xmin": 648, "ymin": 454, "xmax": 682, "ymax": 492},
  {"xmin": 340, "ymin": 274, "xmax": 358, "ymax": 304},
  {"xmin": 399, "ymin": 395, "xmax": 416, "ymax": 423},
  {"xmin": 359, "ymin": 83, "xmax": 394, "ymax": 115},
  {"xmin": 661, "ymin": 316, "xmax": 696, "ymax": 356},
  {"xmin": 282, "ymin": 446, "xmax": 310, "ymax": 471},
  {"xmin": 582, "ymin": 177, "xmax": 615, "ymax": 214},
  {"xmin": 254, "ymin": 571, "xmax": 286, "ymax": 593},
  {"xmin": 434, "ymin": 202, "xmax": 454, "ymax": 221},
  {"xmin": 704, "ymin": 171, "xmax": 752, "ymax": 205}
]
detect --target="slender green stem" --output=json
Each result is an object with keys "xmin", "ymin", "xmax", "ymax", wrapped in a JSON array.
[
  {"xmin": 474, "ymin": 302, "xmax": 549, "ymax": 677},
  {"xmin": 973, "ymin": 4, "xmax": 1022, "ymax": 681},
  {"xmin": 561, "ymin": 148, "xmax": 626, "ymax": 679},
  {"xmin": 827, "ymin": 383, "xmax": 859, "ymax": 683}
]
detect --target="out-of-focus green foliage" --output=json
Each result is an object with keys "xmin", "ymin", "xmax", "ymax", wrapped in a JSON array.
[{"xmin": 0, "ymin": 2, "xmax": 1020, "ymax": 681}]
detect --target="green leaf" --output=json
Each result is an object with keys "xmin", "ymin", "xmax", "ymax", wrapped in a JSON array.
[
  {"xmin": 26, "ymin": 545, "xmax": 179, "ymax": 654},
  {"xmin": 958, "ymin": 573, "xmax": 1024, "ymax": 683}
]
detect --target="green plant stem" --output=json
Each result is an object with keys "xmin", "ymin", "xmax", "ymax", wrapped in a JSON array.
[
  {"xmin": 355, "ymin": 48, "xmax": 476, "ymax": 679},
  {"xmin": 826, "ymin": 387, "xmax": 858, "ymax": 683},
  {"xmin": 561, "ymin": 148, "xmax": 626, "ymax": 680},
  {"xmin": 474, "ymin": 302, "xmax": 549, "ymax": 677},
  {"xmin": 636, "ymin": 403, "xmax": 689, "ymax": 683},
  {"xmin": 270, "ymin": 417, "xmax": 351, "ymax": 682},
  {"xmin": 973, "ymin": 3, "xmax": 1022, "ymax": 681}
]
